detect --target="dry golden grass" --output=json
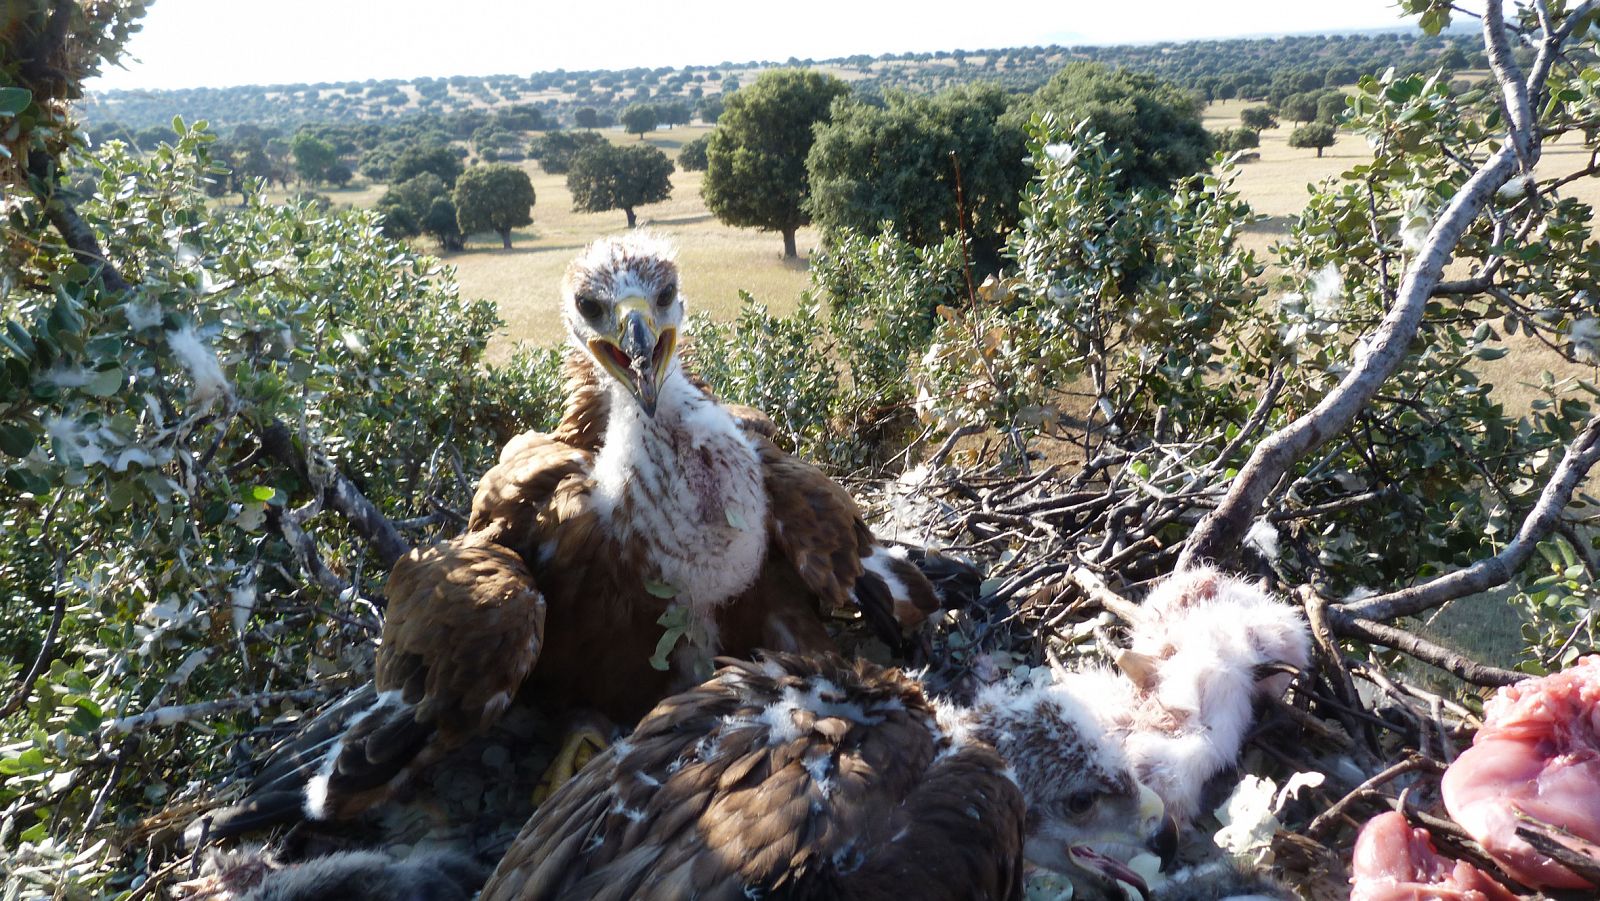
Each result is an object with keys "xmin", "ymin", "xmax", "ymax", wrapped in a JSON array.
[{"xmin": 439, "ymin": 126, "xmax": 814, "ymax": 359}]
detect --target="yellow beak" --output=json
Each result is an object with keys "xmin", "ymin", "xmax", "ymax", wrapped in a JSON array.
[{"xmin": 589, "ymin": 299, "xmax": 676, "ymax": 417}]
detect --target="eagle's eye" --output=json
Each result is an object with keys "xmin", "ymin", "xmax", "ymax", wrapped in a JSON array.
[
  {"xmin": 1064, "ymin": 791, "xmax": 1096, "ymax": 817},
  {"xmin": 576, "ymin": 294, "xmax": 604, "ymax": 321},
  {"xmin": 655, "ymin": 285, "xmax": 676, "ymax": 309}
]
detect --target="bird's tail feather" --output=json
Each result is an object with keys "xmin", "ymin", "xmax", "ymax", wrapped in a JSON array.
[
  {"xmin": 183, "ymin": 682, "xmax": 435, "ymax": 848},
  {"xmin": 247, "ymin": 682, "xmax": 378, "ymax": 794},
  {"xmin": 896, "ymin": 544, "xmax": 982, "ymax": 611},
  {"xmin": 852, "ymin": 544, "xmax": 980, "ymax": 656}
]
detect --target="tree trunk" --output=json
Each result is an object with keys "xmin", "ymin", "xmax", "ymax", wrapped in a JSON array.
[
  {"xmin": 499, "ymin": 228, "xmax": 512, "ymax": 249},
  {"xmin": 782, "ymin": 227, "xmax": 798, "ymax": 259},
  {"xmin": 625, "ymin": 208, "xmax": 637, "ymax": 228},
  {"xmin": 1316, "ymin": 146, "xmax": 1325, "ymax": 158}
]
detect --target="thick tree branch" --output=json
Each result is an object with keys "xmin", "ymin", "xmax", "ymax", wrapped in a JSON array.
[
  {"xmin": 1327, "ymin": 612, "xmax": 1524, "ymax": 686},
  {"xmin": 0, "ymin": 555, "xmax": 67, "ymax": 721},
  {"xmin": 1340, "ymin": 413, "xmax": 1600, "ymax": 622},
  {"xmin": 1178, "ymin": 0, "xmax": 1586, "ymax": 568}
]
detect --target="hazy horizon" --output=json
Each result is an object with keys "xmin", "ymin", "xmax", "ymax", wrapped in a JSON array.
[{"xmin": 86, "ymin": 0, "xmax": 1422, "ymax": 94}]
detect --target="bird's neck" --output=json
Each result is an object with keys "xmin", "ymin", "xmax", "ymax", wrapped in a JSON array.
[{"xmin": 591, "ymin": 366, "xmax": 769, "ymax": 616}]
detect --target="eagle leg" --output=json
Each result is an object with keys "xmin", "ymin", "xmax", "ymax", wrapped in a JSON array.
[{"xmin": 533, "ymin": 722, "xmax": 611, "ymax": 806}]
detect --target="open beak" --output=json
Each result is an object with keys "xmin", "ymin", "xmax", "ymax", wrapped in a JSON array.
[
  {"xmin": 1068, "ymin": 846, "xmax": 1149, "ymax": 899},
  {"xmin": 589, "ymin": 307, "xmax": 676, "ymax": 417},
  {"xmin": 1065, "ymin": 784, "xmax": 1171, "ymax": 900}
]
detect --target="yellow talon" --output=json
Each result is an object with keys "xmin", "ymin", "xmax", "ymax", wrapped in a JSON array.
[{"xmin": 532, "ymin": 727, "xmax": 609, "ymax": 805}]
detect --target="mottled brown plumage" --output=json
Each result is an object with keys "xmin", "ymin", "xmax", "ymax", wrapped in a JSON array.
[
  {"xmin": 187, "ymin": 235, "xmax": 954, "ymax": 843},
  {"xmin": 481, "ymin": 654, "xmax": 1027, "ymax": 901},
  {"xmin": 309, "ymin": 539, "xmax": 545, "ymax": 817}
]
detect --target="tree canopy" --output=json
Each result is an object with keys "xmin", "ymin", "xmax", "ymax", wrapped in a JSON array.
[
  {"xmin": 389, "ymin": 142, "xmax": 464, "ymax": 187},
  {"xmin": 529, "ymin": 130, "xmax": 607, "ymax": 174},
  {"xmin": 1240, "ymin": 106, "xmax": 1278, "ymax": 133},
  {"xmin": 702, "ymin": 69, "xmax": 849, "ymax": 257},
  {"xmin": 620, "ymin": 103, "xmax": 659, "ymax": 138},
  {"xmin": 377, "ymin": 172, "xmax": 464, "ymax": 250},
  {"xmin": 807, "ymin": 84, "xmax": 1026, "ymax": 262},
  {"xmin": 1289, "ymin": 122, "xmax": 1337, "ymax": 156},
  {"xmin": 566, "ymin": 142, "xmax": 674, "ymax": 227},
  {"xmin": 678, "ymin": 133, "xmax": 711, "ymax": 171},
  {"xmin": 453, "ymin": 163, "xmax": 536, "ymax": 248},
  {"xmin": 1010, "ymin": 61, "xmax": 1213, "ymax": 191},
  {"xmin": 289, "ymin": 132, "xmax": 336, "ymax": 185}
]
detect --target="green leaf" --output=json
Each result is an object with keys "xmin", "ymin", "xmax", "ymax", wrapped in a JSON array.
[
  {"xmin": 0, "ymin": 87, "xmax": 31, "ymax": 117},
  {"xmin": 649, "ymin": 609, "xmax": 688, "ymax": 672},
  {"xmin": 0, "ymin": 423, "xmax": 35, "ymax": 457},
  {"xmin": 250, "ymin": 485, "xmax": 276, "ymax": 502},
  {"xmin": 644, "ymin": 578, "xmax": 679, "ymax": 599},
  {"xmin": 83, "ymin": 367, "xmax": 123, "ymax": 396}
]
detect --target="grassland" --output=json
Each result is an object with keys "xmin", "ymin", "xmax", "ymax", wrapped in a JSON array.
[{"xmin": 263, "ymin": 126, "xmax": 815, "ymax": 359}]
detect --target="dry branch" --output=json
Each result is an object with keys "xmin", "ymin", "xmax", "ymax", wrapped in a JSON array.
[
  {"xmin": 104, "ymin": 688, "xmax": 326, "ymax": 735},
  {"xmin": 255, "ymin": 419, "xmax": 413, "ymax": 569}
]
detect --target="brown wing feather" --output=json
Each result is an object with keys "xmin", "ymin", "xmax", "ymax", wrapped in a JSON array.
[
  {"xmin": 468, "ymin": 431, "xmax": 592, "ymax": 558},
  {"xmin": 314, "ymin": 538, "xmax": 545, "ymax": 818},
  {"xmin": 480, "ymin": 653, "xmax": 1024, "ymax": 901},
  {"xmin": 754, "ymin": 438, "xmax": 941, "ymax": 648},
  {"xmin": 756, "ymin": 439, "xmax": 873, "ymax": 613}
]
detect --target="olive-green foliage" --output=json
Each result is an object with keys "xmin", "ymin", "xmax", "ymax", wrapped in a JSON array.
[
  {"xmin": 1316, "ymin": 91, "xmax": 1348, "ymax": 124},
  {"xmin": 289, "ymin": 132, "xmax": 336, "ymax": 184},
  {"xmin": 376, "ymin": 172, "xmax": 464, "ymax": 250},
  {"xmin": 1280, "ymin": 90, "xmax": 1322, "ymax": 124},
  {"xmin": 528, "ymin": 129, "xmax": 607, "ymax": 175},
  {"xmin": 702, "ymin": 69, "xmax": 850, "ymax": 256},
  {"xmin": 1214, "ymin": 126, "xmax": 1260, "ymax": 152},
  {"xmin": 1288, "ymin": 122, "xmax": 1337, "ymax": 156},
  {"xmin": 678, "ymin": 133, "xmax": 711, "ymax": 171},
  {"xmin": 620, "ymin": 103, "xmax": 659, "ymax": 138},
  {"xmin": 453, "ymin": 163, "xmax": 536, "ymax": 247},
  {"xmin": 807, "ymin": 85, "xmax": 1027, "ymax": 260},
  {"xmin": 689, "ymin": 231, "xmax": 966, "ymax": 467},
  {"xmin": 566, "ymin": 143, "xmax": 674, "ymax": 227},
  {"xmin": 1, "ymin": 123, "xmax": 565, "ymax": 894},
  {"xmin": 919, "ymin": 119, "xmax": 1264, "ymax": 462},
  {"xmin": 388, "ymin": 141, "xmax": 464, "ymax": 187},
  {"xmin": 1240, "ymin": 105, "xmax": 1278, "ymax": 133},
  {"xmin": 1008, "ymin": 62, "xmax": 1213, "ymax": 192},
  {"xmin": 688, "ymin": 301, "xmax": 839, "ymax": 460}
]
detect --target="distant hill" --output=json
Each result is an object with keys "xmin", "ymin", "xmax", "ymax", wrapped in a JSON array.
[{"xmin": 80, "ymin": 30, "xmax": 1481, "ymax": 135}]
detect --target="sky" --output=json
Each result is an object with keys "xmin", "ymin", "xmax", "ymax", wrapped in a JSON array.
[{"xmin": 86, "ymin": 0, "xmax": 1419, "ymax": 93}]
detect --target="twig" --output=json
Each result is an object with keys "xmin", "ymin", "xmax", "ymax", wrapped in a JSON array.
[
  {"xmin": 0, "ymin": 554, "xmax": 67, "ymax": 721},
  {"xmin": 1306, "ymin": 755, "xmax": 1445, "ymax": 839},
  {"xmin": 1330, "ymin": 611, "xmax": 1524, "ymax": 687},
  {"xmin": 929, "ymin": 424, "xmax": 984, "ymax": 469},
  {"xmin": 1341, "ymin": 413, "xmax": 1600, "ymax": 622},
  {"xmin": 255, "ymin": 418, "xmax": 412, "ymax": 568},
  {"xmin": 1066, "ymin": 566, "xmax": 1145, "ymax": 624},
  {"xmin": 104, "ymin": 688, "xmax": 325, "ymax": 735},
  {"xmin": 1516, "ymin": 823, "xmax": 1600, "ymax": 886}
]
